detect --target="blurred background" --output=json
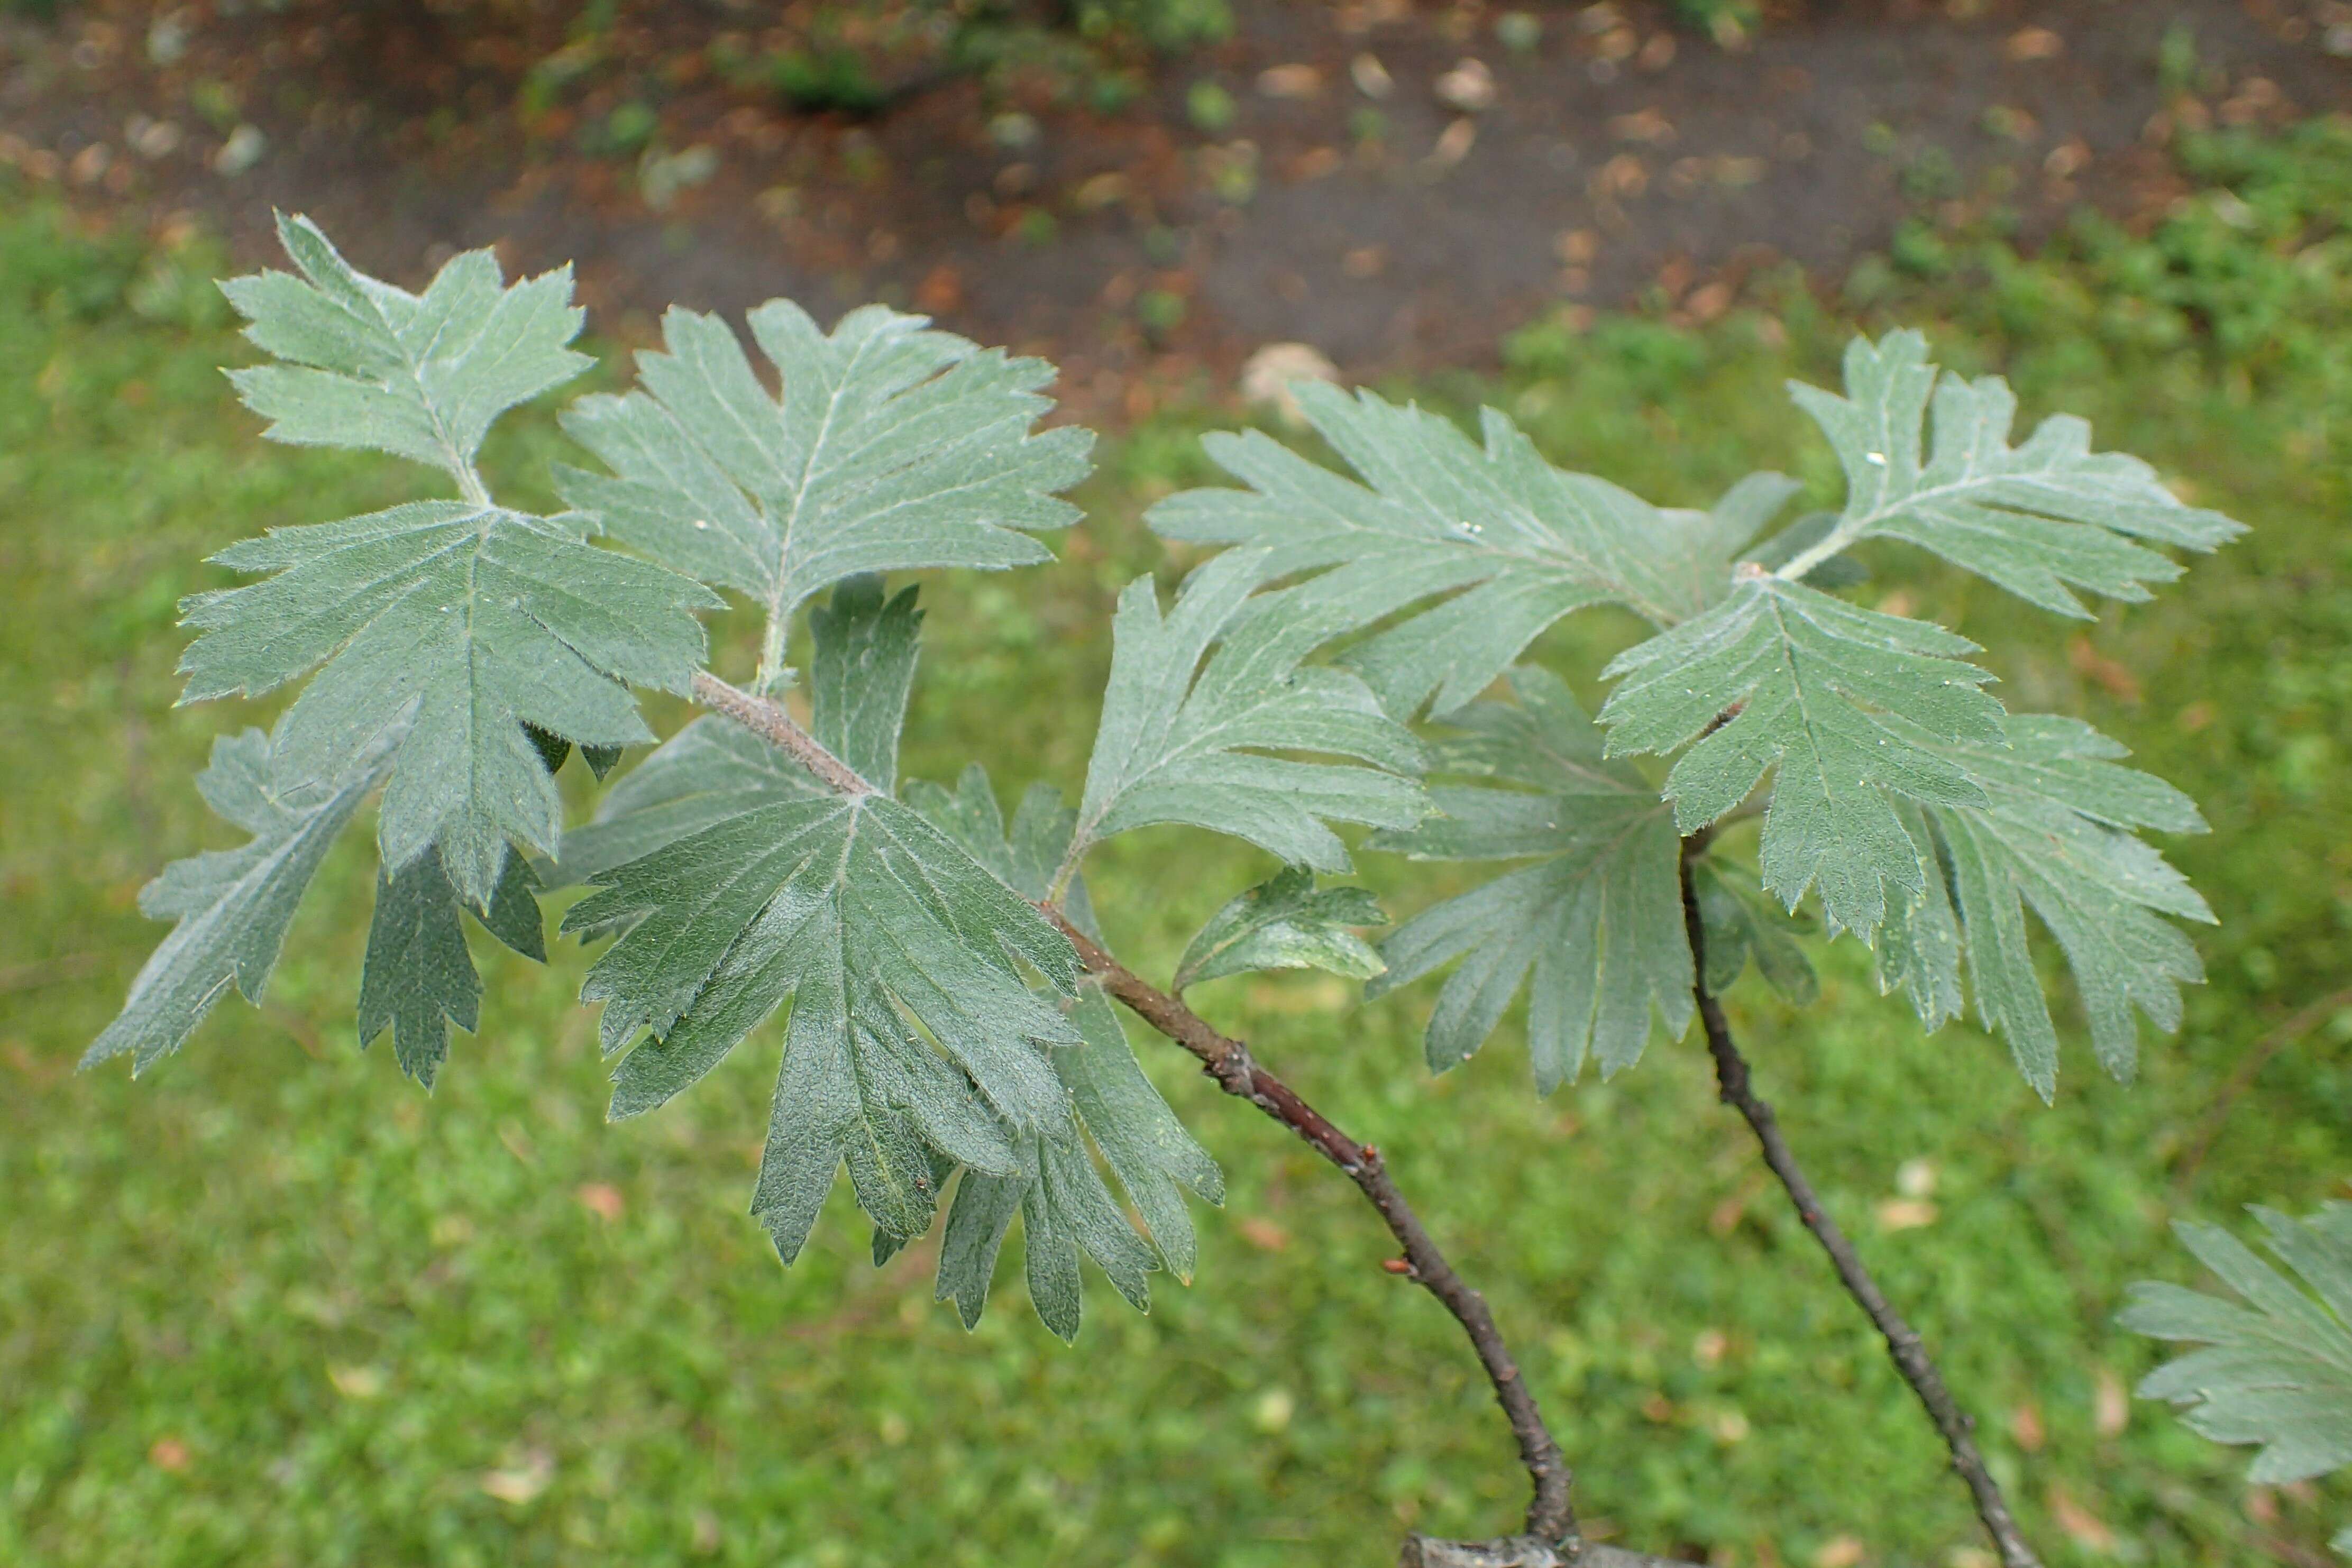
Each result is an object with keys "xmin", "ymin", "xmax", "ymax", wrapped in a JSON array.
[{"xmin": 3, "ymin": 2, "xmax": 2350, "ymax": 1564}]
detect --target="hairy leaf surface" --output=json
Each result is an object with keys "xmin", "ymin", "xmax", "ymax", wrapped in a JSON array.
[
  {"xmin": 180, "ymin": 499, "xmax": 718, "ymax": 906},
  {"xmin": 1369, "ymin": 668, "xmax": 1691, "ymax": 1091},
  {"xmin": 85, "ymin": 729, "xmax": 381, "ymax": 1073},
  {"xmin": 912, "ymin": 766, "xmax": 1222, "ymax": 1332},
  {"xmin": 2121, "ymin": 1205, "xmax": 2352, "ymax": 1489},
  {"xmin": 1691, "ymin": 862, "xmax": 1818, "ymax": 1006},
  {"xmin": 1073, "ymin": 548, "xmax": 1427, "ymax": 873},
  {"xmin": 554, "ymin": 302, "xmax": 1092, "ymax": 626},
  {"xmin": 1599, "ymin": 573, "xmax": 2005, "ymax": 937},
  {"xmin": 1785, "ymin": 329, "xmax": 2243, "ymax": 611},
  {"xmin": 221, "ymin": 213, "xmax": 590, "ymax": 480},
  {"xmin": 1150, "ymin": 380, "xmax": 1796, "ymax": 715},
  {"xmin": 1906, "ymin": 714, "xmax": 2210, "ymax": 1097},
  {"xmin": 356, "ymin": 848, "xmax": 546, "ymax": 1088}
]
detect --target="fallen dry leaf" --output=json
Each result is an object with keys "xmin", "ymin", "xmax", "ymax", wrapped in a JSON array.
[
  {"xmin": 329, "ymin": 1364, "xmax": 386, "ymax": 1400},
  {"xmin": 1427, "ymin": 116, "xmax": 1478, "ymax": 169},
  {"xmin": 1435, "ymin": 58, "xmax": 1497, "ymax": 112},
  {"xmin": 575, "ymin": 1182, "xmax": 625, "ymax": 1223},
  {"xmin": 2010, "ymin": 1401, "xmax": 2046, "ymax": 1453},
  {"xmin": 1591, "ymin": 152, "xmax": 1648, "ymax": 198},
  {"xmin": 1896, "ymin": 1157, "xmax": 1938, "ymax": 1198},
  {"xmin": 1240, "ymin": 343, "xmax": 1340, "ymax": 427},
  {"xmin": 1874, "ymin": 1198, "xmax": 1939, "ymax": 1232},
  {"xmin": 2069, "ymin": 636, "xmax": 2144, "ymax": 703},
  {"xmin": 1350, "ymin": 52, "xmax": 1393, "ymax": 98},
  {"xmin": 1637, "ymin": 32, "xmax": 1676, "ymax": 70},
  {"xmin": 2094, "ymin": 1368, "xmax": 2130, "ymax": 1437},
  {"xmin": 1342, "ymin": 244, "xmax": 1387, "ymax": 278},
  {"xmin": 1814, "ymin": 1535, "xmax": 1866, "ymax": 1568},
  {"xmin": 1685, "ymin": 281, "xmax": 1733, "ymax": 322},
  {"xmin": 1236, "ymin": 1214, "xmax": 1294, "ymax": 1251},
  {"xmin": 1609, "ymin": 106, "xmax": 1676, "ymax": 145},
  {"xmin": 481, "ymin": 1450, "xmax": 555, "ymax": 1506},
  {"xmin": 2048, "ymin": 1486, "xmax": 2118, "ymax": 1552},
  {"xmin": 149, "ymin": 1436, "xmax": 191, "ymax": 1472},
  {"xmin": 1257, "ymin": 63, "xmax": 1323, "ymax": 99},
  {"xmin": 916, "ymin": 264, "xmax": 964, "ymax": 315},
  {"xmin": 1554, "ymin": 227, "xmax": 1600, "ymax": 264},
  {"xmin": 2006, "ymin": 25, "xmax": 2065, "ymax": 61}
]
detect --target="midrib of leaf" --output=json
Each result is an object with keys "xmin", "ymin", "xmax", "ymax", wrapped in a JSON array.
[
  {"xmin": 757, "ymin": 331, "xmax": 877, "ymax": 688},
  {"xmin": 1773, "ymin": 445, "xmax": 2035, "ymax": 585},
  {"xmin": 354, "ymin": 278, "xmax": 492, "ymax": 506}
]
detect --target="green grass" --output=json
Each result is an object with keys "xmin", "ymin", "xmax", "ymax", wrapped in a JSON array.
[{"xmin": 4, "ymin": 131, "xmax": 2351, "ymax": 1566}]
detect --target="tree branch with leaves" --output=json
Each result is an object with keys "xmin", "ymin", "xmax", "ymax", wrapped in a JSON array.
[{"xmin": 89, "ymin": 215, "xmax": 2259, "ymax": 1564}]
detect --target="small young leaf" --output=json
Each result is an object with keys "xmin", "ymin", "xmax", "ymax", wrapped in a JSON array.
[
  {"xmin": 1690, "ymin": 861, "xmax": 1818, "ymax": 1006},
  {"xmin": 1150, "ymin": 381, "xmax": 1796, "ymax": 716},
  {"xmin": 1784, "ymin": 329, "xmax": 2244, "ymax": 610},
  {"xmin": 221, "ymin": 212, "xmax": 591, "ymax": 480},
  {"xmin": 85, "ymin": 729, "xmax": 381, "ymax": 1074},
  {"xmin": 1369, "ymin": 668, "xmax": 1691, "ymax": 1092},
  {"xmin": 555, "ymin": 302, "xmax": 1092, "ymax": 614},
  {"xmin": 2120, "ymin": 1205, "xmax": 2352, "ymax": 1487},
  {"xmin": 1072, "ymin": 548, "xmax": 1427, "ymax": 874},
  {"xmin": 1599, "ymin": 573, "xmax": 2005, "ymax": 938},
  {"xmin": 1174, "ymin": 866, "xmax": 1386, "ymax": 992}
]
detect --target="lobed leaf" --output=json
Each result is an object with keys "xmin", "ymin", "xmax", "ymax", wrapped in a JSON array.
[
  {"xmin": 2120, "ymin": 1205, "xmax": 2352, "ymax": 1488},
  {"xmin": 1369, "ymin": 668, "xmax": 1691, "ymax": 1092},
  {"xmin": 1174, "ymin": 866, "xmax": 1386, "ymax": 993},
  {"xmin": 1150, "ymin": 380, "xmax": 1797, "ymax": 716},
  {"xmin": 1599, "ymin": 572, "xmax": 2006, "ymax": 938},
  {"xmin": 1785, "ymin": 329, "xmax": 2244, "ymax": 611},
  {"xmin": 1072, "ymin": 548, "xmax": 1429, "ymax": 874},
  {"xmin": 221, "ymin": 212, "xmax": 591, "ymax": 480},
  {"xmin": 555, "ymin": 301, "xmax": 1092, "ymax": 621},
  {"xmin": 84, "ymin": 728, "xmax": 382, "ymax": 1074}
]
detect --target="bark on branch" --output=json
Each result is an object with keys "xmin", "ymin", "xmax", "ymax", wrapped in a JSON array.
[
  {"xmin": 688, "ymin": 671, "xmax": 1705, "ymax": 1561},
  {"xmin": 1676, "ymin": 846, "xmax": 2042, "ymax": 1568}
]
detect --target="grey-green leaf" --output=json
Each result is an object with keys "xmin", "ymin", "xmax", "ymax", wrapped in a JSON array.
[
  {"xmin": 1691, "ymin": 861, "xmax": 1818, "ymax": 1006},
  {"xmin": 356, "ymin": 846, "xmax": 546, "ymax": 1088},
  {"xmin": 1174, "ymin": 866, "xmax": 1386, "ymax": 992},
  {"xmin": 1369, "ymin": 668, "xmax": 1691, "ymax": 1092},
  {"xmin": 1149, "ymin": 381, "xmax": 1795, "ymax": 717},
  {"xmin": 221, "ymin": 212, "xmax": 591, "ymax": 481},
  {"xmin": 177, "ymin": 499, "xmax": 720, "ymax": 908},
  {"xmin": 1599, "ymin": 573, "xmax": 2006, "ymax": 938},
  {"xmin": 1783, "ymin": 329, "xmax": 2244, "ymax": 611},
  {"xmin": 1073, "ymin": 548, "xmax": 1428, "ymax": 874},
  {"xmin": 85, "ymin": 729, "xmax": 380, "ymax": 1074},
  {"xmin": 2120, "ymin": 1205, "xmax": 2352, "ymax": 1487},
  {"xmin": 809, "ymin": 574, "xmax": 920, "ymax": 792},
  {"xmin": 1903, "ymin": 712, "xmax": 2211, "ymax": 1098},
  {"xmin": 555, "ymin": 300, "xmax": 1092, "ymax": 613}
]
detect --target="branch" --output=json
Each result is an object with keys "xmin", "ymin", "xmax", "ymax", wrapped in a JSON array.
[
  {"xmin": 1676, "ymin": 846, "xmax": 2043, "ymax": 1568},
  {"xmin": 1042, "ymin": 909, "xmax": 1582, "ymax": 1545},
  {"xmin": 683, "ymin": 669, "xmax": 1700, "ymax": 1561},
  {"xmin": 688, "ymin": 671, "xmax": 874, "ymax": 796}
]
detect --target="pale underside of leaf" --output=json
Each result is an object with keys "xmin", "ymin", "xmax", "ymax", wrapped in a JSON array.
[
  {"xmin": 2119, "ymin": 1206, "xmax": 2352, "ymax": 1486},
  {"xmin": 1370, "ymin": 668, "xmax": 1692, "ymax": 1092},
  {"xmin": 1149, "ymin": 379, "xmax": 1797, "ymax": 718},
  {"xmin": 1073, "ymin": 548, "xmax": 1427, "ymax": 874},
  {"xmin": 1786, "ymin": 328, "xmax": 2244, "ymax": 612}
]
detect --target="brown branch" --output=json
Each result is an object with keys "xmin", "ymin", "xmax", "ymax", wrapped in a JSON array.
[
  {"xmin": 1043, "ymin": 909, "xmax": 1584, "ymax": 1546},
  {"xmin": 1676, "ymin": 846, "xmax": 2042, "ymax": 1568},
  {"xmin": 688, "ymin": 671, "xmax": 874, "ymax": 796},
  {"xmin": 684, "ymin": 671, "xmax": 1701, "ymax": 1562}
]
